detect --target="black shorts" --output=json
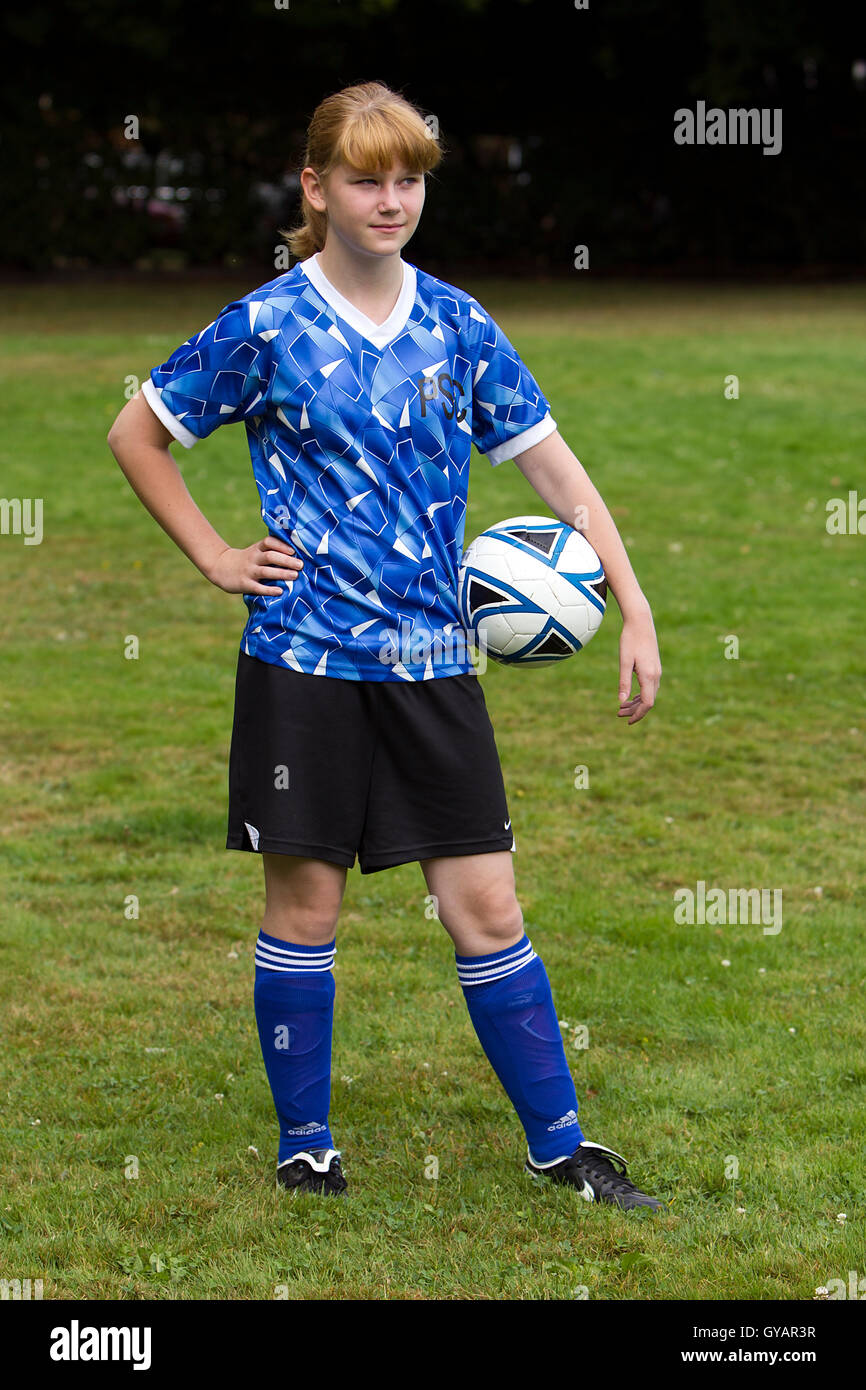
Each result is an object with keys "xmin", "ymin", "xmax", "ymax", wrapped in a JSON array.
[{"xmin": 225, "ymin": 651, "xmax": 515, "ymax": 874}]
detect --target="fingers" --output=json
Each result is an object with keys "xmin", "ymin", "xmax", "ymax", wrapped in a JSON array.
[
  {"xmin": 257, "ymin": 537, "xmax": 301, "ymax": 567},
  {"xmin": 617, "ymin": 695, "xmax": 644, "ymax": 723},
  {"xmin": 248, "ymin": 537, "xmax": 304, "ymax": 596},
  {"xmin": 617, "ymin": 667, "xmax": 660, "ymax": 724},
  {"xmin": 258, "ymin": 557, "xmax": 304, "ymax": 578},
  {"xmin": 618, "ymin": 658, "xmax": 632, "ymax": 706},
  {"xmin": 617, "ymin": 674, "xmax": 660, "ymax": 724},
  {"xmin": 618, "ymin": 696, "xmax": 651, "ymax": 724},
  {"xmin": 617, "ymin": 616, "xmax": 661, "ymax": 725}
]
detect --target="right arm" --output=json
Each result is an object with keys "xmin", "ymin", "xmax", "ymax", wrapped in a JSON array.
[{"xmin": 106, "ymin": 391, "xmax": 303, "ymax": 596}]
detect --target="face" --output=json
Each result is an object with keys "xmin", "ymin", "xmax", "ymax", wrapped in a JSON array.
[{"xmin": 301, "ymin": 160, "xmax": 425, "ymax": 259}]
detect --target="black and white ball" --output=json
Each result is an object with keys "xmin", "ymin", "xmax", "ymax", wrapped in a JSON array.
[{"xmin": 458, "ymin": 515, "xmax": 607, "ymax": 666}]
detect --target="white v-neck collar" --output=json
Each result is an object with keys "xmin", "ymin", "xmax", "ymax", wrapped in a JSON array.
[{"xmin": 299, "ymin": 252, "xmax": 417, "ymax": 350}]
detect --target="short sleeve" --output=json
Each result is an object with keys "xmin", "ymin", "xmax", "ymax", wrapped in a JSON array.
[
  {"xmin": 141, "ymin": 300, "xmax": 276, "ymax": 449},
  {"xmin": 463, "ymin": 300, "xmax": 557, "ymax": 467}
]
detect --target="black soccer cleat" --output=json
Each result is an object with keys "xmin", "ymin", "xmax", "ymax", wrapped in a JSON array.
[
  {"xmin": 276, "ymin": 1147, "xmax": 347, "ymax": 1196},
  {"xmin": 525, "ymin": 1139, "xmax": 663, "ymax": 1211}
]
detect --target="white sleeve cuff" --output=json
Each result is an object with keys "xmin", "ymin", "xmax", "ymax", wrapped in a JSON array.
[
  {"xmin": 141, "ymin": 377, "xmax": 199, "ymax": 449},
  {"xmin": 484, "ymin": 412, "xmax": 557, "ymax": 467}
]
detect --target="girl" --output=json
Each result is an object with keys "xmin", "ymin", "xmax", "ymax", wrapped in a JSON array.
[{"xmin": 107, "ymin": 81, "xmax": 663, "ymax": 1210}]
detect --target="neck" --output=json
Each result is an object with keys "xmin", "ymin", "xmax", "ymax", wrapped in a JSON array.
[{"xmin": 314, "ymin": 240, "xmax": 403, "ymax": 302}]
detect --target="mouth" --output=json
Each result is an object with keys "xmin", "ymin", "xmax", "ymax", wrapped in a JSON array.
[{"xmin": 371, "ymin": 224, "xmax": 405, "ymax": 230}]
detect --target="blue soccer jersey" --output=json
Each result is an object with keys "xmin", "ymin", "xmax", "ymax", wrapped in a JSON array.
[{"xmin": 142, "ymin": 253, "xmax": 557, "ymax": 681}]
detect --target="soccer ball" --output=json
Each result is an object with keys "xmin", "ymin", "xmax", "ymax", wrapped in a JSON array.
[{"xmin": 457, "ymin": 515, "xmax": 607, "ymax": 666}]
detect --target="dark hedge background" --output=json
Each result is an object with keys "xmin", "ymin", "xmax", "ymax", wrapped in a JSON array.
[{"xmin": 2, "ymin": 0, "xmax": 863, "ymax": 276}]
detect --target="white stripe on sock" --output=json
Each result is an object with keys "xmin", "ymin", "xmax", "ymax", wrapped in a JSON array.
[
  {"xmin": 456, "ymin": 940, "xmax": 536, "ymax": 986},
  {"xmin": 255, "ymin": 938, "xmax": 336, "ymax": 972}
]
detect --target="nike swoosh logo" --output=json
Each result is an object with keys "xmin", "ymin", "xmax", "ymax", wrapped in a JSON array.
[{"xmin": 504, "ymin": 819, "xmax": 511, "ymax": 830}]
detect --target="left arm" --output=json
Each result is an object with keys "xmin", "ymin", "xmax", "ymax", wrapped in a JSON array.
[{"xmin": 512, "ymin": 429, "xmax": 661, "ymax": 724}]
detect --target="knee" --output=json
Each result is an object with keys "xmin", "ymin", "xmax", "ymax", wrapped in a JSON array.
[
  {"xmin": 262, "ymin": 856, "xmax": 345, "ymax": 944},
  {"xmin": 482, "ymin": 904, "xmax": 525, "ymax": 948},
  {"xmin": 261, "ymin": 905, "xmax": 340, "ymax": 946},
  {"xmin": 453, "ymin": 886, "xmax": 525, "ymax": 948}
]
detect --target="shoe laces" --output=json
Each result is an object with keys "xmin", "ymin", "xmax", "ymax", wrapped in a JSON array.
[{"xmin": 566, "ymin": 1146, "xmax": 642, "ymax": 1200}]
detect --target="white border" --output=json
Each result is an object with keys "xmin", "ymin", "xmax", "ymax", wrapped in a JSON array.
[
  {"xmin": 299, "ymin": 252, "xmax": 417, "ymax": 349},
  {"xmin": 485, "ymin": 411, "xmax": 557, "ymax": 467},
  {"xmin": 141, "ymin": 377, "xmax": 199, "ymax": 449}
]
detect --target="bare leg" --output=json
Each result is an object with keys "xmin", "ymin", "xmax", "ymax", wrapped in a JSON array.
[
  {"xmin": 419, "ymin": 850, "xmax": 524, "ymax": 955},
  {"xmin": 261, "ymin": 852, "xmax": 348, "ymax": 943}
]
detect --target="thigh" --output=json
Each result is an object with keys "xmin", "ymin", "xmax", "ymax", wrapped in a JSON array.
[
  {"xmin": 357, "ymin": 672, "xmax": 515, "ymax": 874},
  {"xmin": 420, "ymin": 850, "xmax": 524, "ymax": 955}
]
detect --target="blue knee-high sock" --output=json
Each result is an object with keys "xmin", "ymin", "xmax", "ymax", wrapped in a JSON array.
[
  {"xmin": 456, "ymin": 933, "xmax": 584, "ymax": 1164},
  {"xmin": 254, "ymin": 929, "xmax": 337, "ymax": 1164}
]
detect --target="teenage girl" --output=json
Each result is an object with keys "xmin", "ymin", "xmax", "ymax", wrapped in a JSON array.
[{"xmin": 107, "ymin": 81, "xmax": 663, "ymax": 1209}]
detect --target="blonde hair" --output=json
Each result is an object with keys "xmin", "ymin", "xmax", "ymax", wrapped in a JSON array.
[{"xmin": 280, "ymin": 81, "xmax": 444, "ymax": 261}]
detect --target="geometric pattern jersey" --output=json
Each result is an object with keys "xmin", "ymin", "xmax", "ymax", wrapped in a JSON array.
[{"xmin": 143, "ymin": 253, "xmax": 558, "ymax": 681}]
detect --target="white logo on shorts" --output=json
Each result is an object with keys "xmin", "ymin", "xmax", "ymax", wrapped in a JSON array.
[{"xmin": 245, "ymin": 821, "xmax": 261, "ymax": 850}]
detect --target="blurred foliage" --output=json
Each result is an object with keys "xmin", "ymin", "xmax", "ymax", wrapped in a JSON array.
[{"xmin": 1, "ymin": 0, "xmax": 862, "ymax": 272}]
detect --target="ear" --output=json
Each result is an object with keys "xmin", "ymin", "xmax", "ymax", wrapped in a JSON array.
[{"xmin": 300, "ymin": 167, "xmax": 327, "ymax": 212}]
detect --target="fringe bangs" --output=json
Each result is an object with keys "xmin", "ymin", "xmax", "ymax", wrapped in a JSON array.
[{"xmin": 335, "ymin": 105, "xmax": 442, "ymax": 177}]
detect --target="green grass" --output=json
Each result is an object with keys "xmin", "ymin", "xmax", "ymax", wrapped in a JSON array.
[{"xmin": 1, "ymin": 277, "xmax": 864, "ymax": 1300}]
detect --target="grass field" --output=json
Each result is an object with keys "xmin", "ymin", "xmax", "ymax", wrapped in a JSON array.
[{"xmin": 1, "ymin": 276, "xmax": 864, "ymax": 1301}]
